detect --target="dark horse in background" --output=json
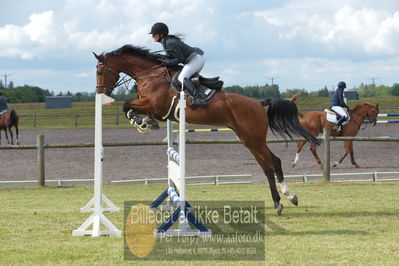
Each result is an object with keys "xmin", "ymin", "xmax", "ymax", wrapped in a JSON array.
[
  {"xmin": 291, "ymin": 94, "xmax": 379, "ymax": 168},
  {"xmin": 93, "ymin": 45, "xmax": 320, "ymax": 215},
  {"xmin": 0, "ymin": 109, "xmax": 19, "ymax": 145}
]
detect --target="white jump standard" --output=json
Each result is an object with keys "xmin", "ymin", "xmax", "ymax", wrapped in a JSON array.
[
  {"xmin": 72, "ymin": 93, "xmax": 121, "ymax": 237},
  {"xmin": 150, "ymin": 90, "xmax": 211, "ymax": 238}
]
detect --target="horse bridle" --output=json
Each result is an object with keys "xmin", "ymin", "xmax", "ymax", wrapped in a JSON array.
[
  {"xmin": 350, "ymin": 108, "xmax": 378, "ymax": 129},
  {"xmin": 96, "ymin": 61, "xmax": 171, "ymax": 95}
]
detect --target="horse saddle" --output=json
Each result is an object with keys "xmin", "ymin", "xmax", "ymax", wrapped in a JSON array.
[
  {"xmin": 324, "ymin": 108, "xmax": 350, "ymax": 124},
  {"xmin": 170, "ymin": 70, "xmax": 223, "ymax": 102},
  {"xmin": 0, "ymin": 109, "xmax": 9, "ymax": 116}
]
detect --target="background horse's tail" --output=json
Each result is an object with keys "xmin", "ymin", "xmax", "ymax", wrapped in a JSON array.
[
  {"xmin": 10, "ymin": 109, "xmax": 19, "ymax": 133},
  {"xmin": 261, "ymin": 98, "xmax": 320, "ymax": 145}
]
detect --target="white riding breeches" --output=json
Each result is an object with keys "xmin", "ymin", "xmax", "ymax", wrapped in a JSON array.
[
  {"xmin": 331, "ymin": 106, "xmax": 348, "ymax": 118},
  {"xmin": 178, "ymin": 54, "xmax": 205, "ymax": 84}
]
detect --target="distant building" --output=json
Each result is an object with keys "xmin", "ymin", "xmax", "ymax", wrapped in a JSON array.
[
  {"xmin": 344, "ymin": 90, "xmax": 359, "ymax": 100},
  {"xmin": 45, "ymin": 96, "xmax": 72, "ymax": 109},
  {"xmin": 330, "ymin": 90, "xmax": 359, "ymax": 100}
]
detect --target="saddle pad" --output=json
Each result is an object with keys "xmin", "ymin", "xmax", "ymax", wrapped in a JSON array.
[
  {"xmin": 0, "ymin": 109, "xmax": 9, "ymax": 116},
  {"xmin": 324, "ymin": 109, "xmax": 335, "ymax": 115},
  {"xmin": 325, "ymin": 112, "xmax": 350, "ymax": 125}
]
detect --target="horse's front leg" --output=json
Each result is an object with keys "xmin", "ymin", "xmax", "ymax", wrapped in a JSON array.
[
  {"xmin": 123, "ymin": 98, "xmax": 159, "ymax": 133},
  {"xmin": 333, "ymin": 140, "xmax": 350, "ymax": 167},
  {"xmin": 347, "ymin": 141, "xmax": 359, "ymax": 168}
]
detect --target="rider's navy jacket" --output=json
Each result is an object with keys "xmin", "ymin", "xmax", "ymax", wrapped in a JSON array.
[
  {"xmin": 0, "ymin": 95, "xmax": 8, "ymax": 112},
  {"xmin": 331, "ymin": 87, "xmax": 348, "ymax": 108},
  {"xmin": 161, "ymin": 36, "xmax": 204, "ymax": 66}
]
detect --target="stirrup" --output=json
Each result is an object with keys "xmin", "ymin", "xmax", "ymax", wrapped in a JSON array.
[{"xmin": 332, "ymin": 125, "xmax": 341, "ymax": 132}]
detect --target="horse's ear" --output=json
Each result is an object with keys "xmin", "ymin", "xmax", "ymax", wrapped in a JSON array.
[{"xmin": 93, "ymin": 52, "xmax": 102, "ymax": 62}]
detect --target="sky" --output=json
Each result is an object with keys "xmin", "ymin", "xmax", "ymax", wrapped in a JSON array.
[{"xmin": 1, "ymin": 0, "xmax": 399, "ymax": 94}]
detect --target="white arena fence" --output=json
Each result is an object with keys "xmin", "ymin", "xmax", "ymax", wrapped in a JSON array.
[
  {"xmin": 16, "ymin": 112, "xmax": 399, "ymax": 127},
  {"xmin": 1, "ymin": 133, "xmax": 399, "ymax": 187}
]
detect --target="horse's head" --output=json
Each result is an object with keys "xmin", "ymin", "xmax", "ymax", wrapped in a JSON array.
[
  {"xmin": 93, "ymin": 52, "xmax": 120, "ymax": 95},
  {"xmin": 361, "ymin": 103, "xmax": 379, "ymax": 126}
]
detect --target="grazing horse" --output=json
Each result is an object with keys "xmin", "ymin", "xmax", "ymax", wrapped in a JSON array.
[
  {"xmin": 291, "ymin": 96, "xmax": 379, "ymax": 168},
  {"xmin": 93, "ymin": 45, "xmax": 320, "ymax": 215},
  {"xmin": 0, "ymin": 109, "xmax": 19, "ymax": 145}
]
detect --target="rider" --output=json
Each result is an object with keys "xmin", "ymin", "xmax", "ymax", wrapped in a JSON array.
[
  {"xmin": 0, "ymin": 92, "xmax": 9, "ymax": 114},
  {"xmin": 331, "ymin": 81, "xmax": 350, "ymax": 131},
  {"xmin": 149, "ymin": 22, "xmax": 207, "ymax": 109}
]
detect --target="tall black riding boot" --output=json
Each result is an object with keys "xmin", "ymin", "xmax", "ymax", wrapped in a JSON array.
[
  {"xmin": 183, "ymin": 78, "xmax": 207, "ymax": 110},
  {"xmin": 333, "ymin": 116, "xmax": 346, "ymax": 132}
]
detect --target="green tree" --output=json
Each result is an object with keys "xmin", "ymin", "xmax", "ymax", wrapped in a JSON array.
[
  {"xmin": 318, "ymin": 86, "xmax": 330, "ymax": 97},
  {"xmin": 391, "ymin": 83, "xmax": 399, "ymax": 96}
]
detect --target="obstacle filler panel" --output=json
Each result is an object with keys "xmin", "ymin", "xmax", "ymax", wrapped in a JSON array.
[{"xmin": 150, "ymin": 90, "xmax": 211, "ymax": 238}]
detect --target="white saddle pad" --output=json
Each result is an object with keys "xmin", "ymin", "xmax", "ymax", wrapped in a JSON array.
[
  {"xmin": 0, "ymin": 109, "xmax": 9, "ymax": 116},
  {"xmin": 326, "ymin": 112, "xmax": 350, "ymax": 125}
]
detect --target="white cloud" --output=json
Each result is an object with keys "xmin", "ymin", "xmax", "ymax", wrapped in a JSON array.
[
  {"xmin": 254, "ymin": 3, "xmax": 399, "ymax": 57},
  {"xmin": 74, "ymin": 72, "xmax": 90, "ymax": 78},
  {"xmin": 1, "ymin": 0, "xmax": 399, "ymax": 93}
]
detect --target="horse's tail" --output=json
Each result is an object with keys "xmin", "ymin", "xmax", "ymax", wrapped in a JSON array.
[
  {"xmin": 261, "ymin": 98, "xmax": 320, "ymax": 146},
  {"xmin": 288, "ymin": 93, "xmax": 301, "ymax": 103},
  {"xmin": 10, "ymin": 109, "xmax": 19, "ymax": 128},
  {"xmin": 287, "ymin": 93, "xmax": 305, "ymax": 118}
]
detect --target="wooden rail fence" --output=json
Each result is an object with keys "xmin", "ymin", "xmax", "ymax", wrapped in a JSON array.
[{"xmin": 1, "ymin": 130, "xmax": 399, "ymax": 186}]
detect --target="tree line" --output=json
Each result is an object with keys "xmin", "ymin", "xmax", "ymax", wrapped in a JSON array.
[{"xmin": 1, "ymin": 79, "xmax": 399, "ymax": 103}]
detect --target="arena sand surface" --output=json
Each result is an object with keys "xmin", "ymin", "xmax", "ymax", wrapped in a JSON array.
[{"xmin": 1, "ymin": 124, "xmax": 398, "ymax": 183}]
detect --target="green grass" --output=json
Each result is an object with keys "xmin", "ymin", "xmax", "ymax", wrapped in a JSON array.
[
  {"xmin": 1, "ymin": 182, "xmax": 398, "ymax": 265},
  {"xmin": 8, "ymin": 96, "xmax": 399, "ymax": 129}
]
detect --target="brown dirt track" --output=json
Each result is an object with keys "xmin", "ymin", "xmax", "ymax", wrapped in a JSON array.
[{"xmin": 0, "ymin": 124, "xmax": 398, "ymax": 183}]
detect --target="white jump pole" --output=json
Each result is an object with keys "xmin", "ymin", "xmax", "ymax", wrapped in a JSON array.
[
  {"xmin": 151, "ymin": 90, "xmax": 211, "ymax": 237},
  {"xmin": 72, "ymin": 93, "xmax": 121, "ymax": 237}
]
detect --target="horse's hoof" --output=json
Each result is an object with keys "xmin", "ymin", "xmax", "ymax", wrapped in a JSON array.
[
  {"xmin": 290, "ymin": 195, "xmax": 298, "ymax": 206},
  {"xmin": 353, "ymin": 164, "xmax": 360, "ymax": 168},
  {"xmin": 332, "ymin": 162, "xmax": 338, "ymax": 168},
  {"xmin": 292, "ymin": 163, "xmax": 296, "ymax": 168},
  {"xmin": 275, "ymin": 203, "xmax": 284, "ymax": 215}
]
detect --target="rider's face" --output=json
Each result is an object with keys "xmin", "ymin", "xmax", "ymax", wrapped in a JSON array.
[{"xmin": 152, "ymin": 34, "xmax": 162, "ymax": 42}]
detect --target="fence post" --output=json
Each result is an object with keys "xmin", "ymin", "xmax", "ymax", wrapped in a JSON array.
[
  {"xmin": 116, "ymin": 111, "xmax": 119, "ymax": 126},
  {"xmin": 33, "ymin": 113, "xmax": 37, "ymax": 127},
  {"xmin": 322, "ymin": 127, "xmax": 331, "ymax": 182},
  {"xmin": 74, "ymin": 113, "xmax": 78, "ymax": 127},
  {"xmin": 37, "ymin": 135, "xmax": 45, "ymax": 186}
]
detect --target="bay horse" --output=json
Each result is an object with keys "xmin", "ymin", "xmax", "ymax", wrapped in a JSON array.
[
  {"xmin": 93, "ymin": 45, "xmax": 320, "ymax": 215},
  {"xmin": 0, "ymin": 109, "xmax": 19, "ymax": 145},
  {"xmin": 291, "ymin": 95, "xmax": 379, "ymax": 168}
]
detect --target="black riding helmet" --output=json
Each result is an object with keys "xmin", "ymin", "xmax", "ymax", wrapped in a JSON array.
[
  {"xmin": 149, "ymin": 22, "xmax": 169, "ymax": 35},
  {"xmin": 338, "ymin": 81, "xmax": 346, "ymax": 89}
]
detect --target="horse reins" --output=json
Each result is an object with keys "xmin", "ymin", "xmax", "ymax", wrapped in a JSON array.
[
  {"xmin": 349, "ymin": 109, "xmax": 375, "ymax": 130},
  {"xmin": 96, "ymin": 62, "xmax": 171, "ymax": 95}
]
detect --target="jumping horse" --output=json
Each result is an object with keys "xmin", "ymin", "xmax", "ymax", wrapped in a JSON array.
[
  {"xmin": 93, "ymin": 45, "xmax": 320, "ymax": 215},
  {"xmin": 0, "ymin": 109, "xmax": 19, "ymax": 145},
  {"xmin": 291, "ymin": 94, "xmax": 379, "ymax": 168}
]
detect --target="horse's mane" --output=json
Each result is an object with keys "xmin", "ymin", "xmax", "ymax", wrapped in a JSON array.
[
  {"xmin": 104, "ymin": 44, "xmax": 162, "ymax": 63},
  {"xmin": 350, "ymin": 102, "xmax": 376, "ymax": 114}
]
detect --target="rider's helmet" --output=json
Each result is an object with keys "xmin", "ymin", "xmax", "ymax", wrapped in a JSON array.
[
  {"xmin": 149, "ymin": 22, "xmax": 169, "ymax": 35},
  {"xmin": 337, "ymin": 81, "xmax": 346, "ymax": 89}
]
